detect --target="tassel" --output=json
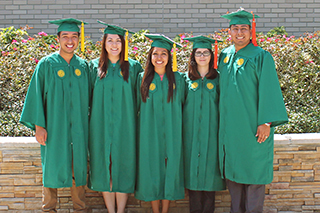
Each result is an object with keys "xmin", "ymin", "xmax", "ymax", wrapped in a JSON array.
[
  {"xmin": 251, "ymin": 11, "xmax": 258, "ymax": 46},
  {"xmin": 172, "ymin": 43, "xmax": 177, "ymax": 72},
  {"xmin": 125, "ymin": 30, "xmax": 129, "ymax": 61},
  {"xmin": 214, "ymin": 40, "xmax": 218, "ymax": 69},
  {"xmin": 81, "ymin": 22, "xmax": 85, "ymax": 52}
]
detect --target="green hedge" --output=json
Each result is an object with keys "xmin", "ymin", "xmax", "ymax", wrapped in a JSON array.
[{"xmin": 0, "ymin": 26, "xmax": 319, "ymax": 136}]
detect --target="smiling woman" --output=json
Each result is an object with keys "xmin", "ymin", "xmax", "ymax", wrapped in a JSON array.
[
  {"xmin": 182, "ymin": 35, "xmax": 225, "ymax": 213},
  {"xmin": 87, "ymin": 21, "xmax": 143, "ymax": 213},
  {"xmin": 135, "ymin": 34, "xmax": 185, "ymax": 213},
  {"xmin": 105, "ymin": 34, "xmax": 122, "ymax": 62},
  {"xmin": 151, "ymin": 47, "xmax": 168, "ymax": 75}
]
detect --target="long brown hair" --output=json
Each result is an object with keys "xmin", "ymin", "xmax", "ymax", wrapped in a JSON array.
[
  {"xmin": 188, "ymin": 48, "xmax": 218, "ymax": 80},
  {"xmin": 140, "ymin": 47, "xmax": 175, "ymax": 103},
  {"xmin": 98, "ymin": 34, "xmax": 129, "ymax": 81}
]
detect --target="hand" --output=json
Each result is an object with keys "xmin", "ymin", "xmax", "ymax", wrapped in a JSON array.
[
  {"xmin": 35, "ymin": 125, "xmax": 47, "ymax": 146},
  {"xmin": 255, "ymin": 124, "xmax": 270, "ymax": 143}
]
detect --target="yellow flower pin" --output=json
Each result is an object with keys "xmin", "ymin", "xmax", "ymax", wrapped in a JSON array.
[
  {"xmin": 149, "ymin": 83, "xmax": 156, "ymax": 91},
  {"xmin": 237, "ymin": 58, "xmax": 244, "ymax": 66},
  {"xmin": 223, "ymin": 56, "xmax": 229, "ymax": 63},
  {"xmin": 120, "ymin": 71, "xmax": 123, "ymax": 76},
  {"xmin": 173, "ymin": 83, "xmax": 176, "ymax": 90},
  {"xmin": 57, "ymin": 70, "xmax": 65, "ymax": 78},
  {"xmin": 191, "ymin": 82, "xmax": 198, "ymax": 89},
  {"xmin": 75, "ymin": 69, "xmax": 81, "ymax": 76},
  {"xmin": 207, "ymin": 83, "xmax": 214, "ymax": 90}
]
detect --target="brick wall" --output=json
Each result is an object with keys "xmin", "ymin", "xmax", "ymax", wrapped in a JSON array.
[
  {"xmin": 1, "ymin": 134, "xmax": 320, "ymax": 212},
  {"xmin": 0, "ymin": 0, "xmax": 319, "ymax": 41}
]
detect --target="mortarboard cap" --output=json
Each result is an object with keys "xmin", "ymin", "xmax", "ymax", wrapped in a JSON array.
[
  {"xmin": 48, "ymin": 18, "xmax": 88, "ymax": 33},
  {"xmin": 184, "ymin": 35, "xmax": 222, "ymax": 50},
  {"xmin": 97, "ymin": 20, "xmax": 134, "ymax": 36},
  {"xmin": 145, "ymin": 34, "xmax": 182, "ymax": 51},
  {"xmin": 221, "ymin": 8, "xmax": 260, "ymax": 26}
]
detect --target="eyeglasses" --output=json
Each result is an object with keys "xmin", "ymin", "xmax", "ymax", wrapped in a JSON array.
[{"xmin": 194, "ymin": 51, "xmax": 211, "ymax": 57}]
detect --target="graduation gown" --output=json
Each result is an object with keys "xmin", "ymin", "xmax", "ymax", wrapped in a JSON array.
[
  {"xmin": 217, "ymin": 43, "xmax": 288, "ymax": 185},
  {"xmin": 88, "ymin": 58, "xmax": 142, "ymax": 193},
  {"xmin": 135, "ymin": 72, "xmax": 185, "ymax": 201},
  {"xmin": 183, "ymin": 74, "xmax": 225, "ymax": 191},
  {"xmin": 20, "ymin": 52, "xmax": 90, "ymax": 188}
]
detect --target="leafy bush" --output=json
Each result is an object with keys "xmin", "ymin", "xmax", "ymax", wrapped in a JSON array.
[
  {"xmin": 261, "ymin": 33, "xmax": 320, "ymax": 133},
  {"xmin": 266, "ymin": 26, "xmax": 288, "ymax": 38},
  {"xmin": 0, "ymin": 26, "xmax": 319, "ymax": 136}
]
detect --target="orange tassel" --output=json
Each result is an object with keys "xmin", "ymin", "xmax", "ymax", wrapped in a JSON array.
[
  {"xmin": 251, "ymin": 11, "xmax": 258, "ymax": 46},
  {"xmin": 214, "ymin": 40, "xmax": 218, "ymax": 69}
]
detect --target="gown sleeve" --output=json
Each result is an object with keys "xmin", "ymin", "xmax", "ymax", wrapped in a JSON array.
[
  {"xmin": 20, "ymin": 58, "xmax": 49, "ymax": 130},
  {"xmin": 178, "ymin": 72, "xmax": 187, "ymax": 105},
  {"xmin": 136, "ymin": 72, "xmax": 143, "ymax": 114},
  {"xmin": 88, "ymin": 60, "xmax": 98, "ymax": 110},
  {"xmin": 256, "ymin": 51, "xmax": 288, "ymax": 127}
]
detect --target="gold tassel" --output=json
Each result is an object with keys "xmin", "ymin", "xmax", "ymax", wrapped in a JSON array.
[
  {"xmin": 81, "ymin": 22, "xmax": 85, "ymax": 52},
  {"xmin": 172, "ymin": 43, "xmax": 177, "ymax": 72},
  {"xmin": 125, "ymin": 30, "xmax": 129, "ymax": 61}
]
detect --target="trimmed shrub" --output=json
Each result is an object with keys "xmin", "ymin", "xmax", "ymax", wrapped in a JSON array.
[{"xmin": 0, "ymin": 26, "xmax": 319, "ymax": 136}]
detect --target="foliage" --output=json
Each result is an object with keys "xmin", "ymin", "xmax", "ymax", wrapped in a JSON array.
[
  {"xmin": 260, "ymin": 33, "xmax": 320, "ymax": 133},
  {"xmin": 266, "ymin": 26, "xmax": 288, "ymax": 38},
  {"xmin": 0, "ymin": 26, "xmax": 319, "ymax": 136}
]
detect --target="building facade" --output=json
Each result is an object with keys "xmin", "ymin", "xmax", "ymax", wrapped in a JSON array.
[{"xmin": 0, "ymin": 0, "xmax": 319, "ymax": 41}]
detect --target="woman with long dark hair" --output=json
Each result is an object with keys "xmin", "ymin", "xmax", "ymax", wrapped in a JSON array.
[
  {"xmin": 88, "ymin": 21, "xmax": 143, "ymax": 213},
  {"xmin": 135, "ymin": 34, "xmax": 185, "ymax": 213},
  {"xmin": 183, "ymin": 36, "xmax": 226, "ymax": 213}
]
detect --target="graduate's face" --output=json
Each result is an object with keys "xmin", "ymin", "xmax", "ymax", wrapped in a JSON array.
[
  {"xmin": 151, "ymin": 47, "xmax": 169, "ymax": 73},
  {"xmin": 58, "ymin": 31, "xmax": 79, "ymax": 55},
  {"xmin": 194, "ymin": 48, "xmax": 211, "ymax": 67},
  {"xmin": 105, "ymin": 34, "xmax": 122, "ymax": 59},
  {"xmin": 229, "ymin": 24, "xmax": 252, "ymax": 51}
]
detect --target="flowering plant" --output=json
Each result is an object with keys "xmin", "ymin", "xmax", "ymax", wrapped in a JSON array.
[{"xmin": 0, "ymin": 26, "xmax": 319, "ymax": 135}]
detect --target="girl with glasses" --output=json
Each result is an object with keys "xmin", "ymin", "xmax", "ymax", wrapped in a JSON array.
[{"xmin": 183, "ymin": 36, "xmax": 226, "ymax": 213}]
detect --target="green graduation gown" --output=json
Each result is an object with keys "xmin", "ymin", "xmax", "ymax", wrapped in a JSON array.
[
  {"xmin": 88, "ymin": 58, "xmax": 142, "ymax": 193},
  {"xmin": 183, "ymin": 74, "xmax": 226, "ymax": 191},
  {"xmin": 135, "ymin": 72, "xmax": 185, "ymax": 201},
  {"xmin": 217, "ymin": 43, "xmax": 288, "ymax": 185},
  {"xmin": 20, "ymin": 52, "xmax": 90, "ymax": 188}
]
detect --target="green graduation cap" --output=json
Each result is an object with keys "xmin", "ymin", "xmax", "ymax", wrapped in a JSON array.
[
  {"xmin": 145, "ymin": 34, "xmax": 182, "ymax": 51},
  {"xmin": 221, "ymin": 8, "xmax": 260, "ymax": 26},
  {"xmin": 48, "ymin": 18, "xmax": 88, "ymax": 32},
  {"xmin": 97, "ymin": 20, "xmax": 134, "ymax": 36},
  {"xmin": 184, "ymin": 35, "xmax": 222, "ymax": 49}
]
